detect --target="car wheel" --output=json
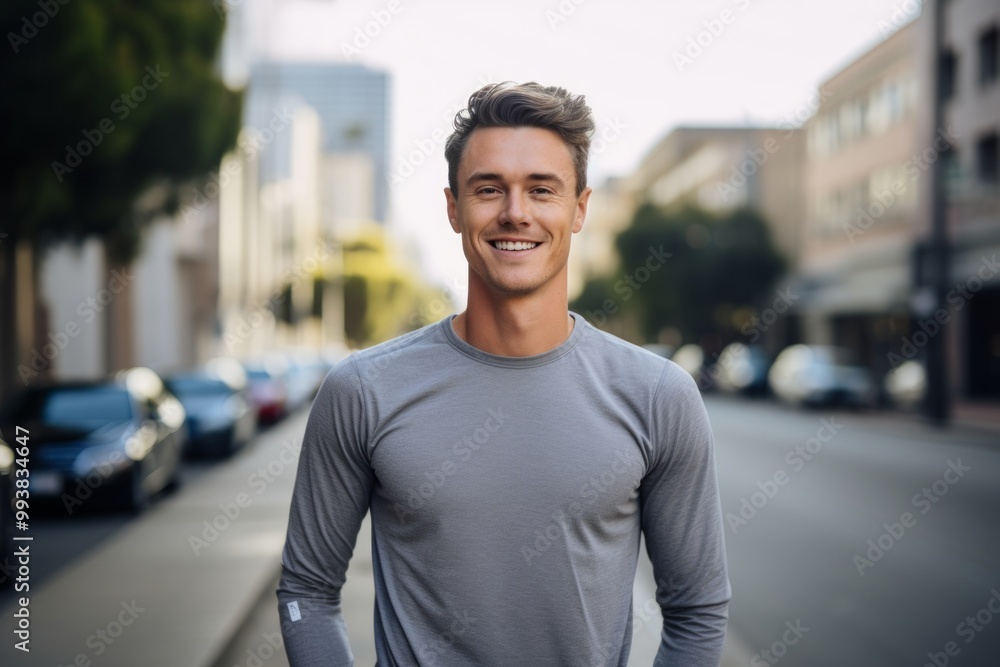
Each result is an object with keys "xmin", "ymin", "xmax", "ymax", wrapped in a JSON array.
[
  {"xmin": 127, "ymin": 464, "xmax": 151, "ymax": 514},
  {"xmin": 218, "ymin": 429, "xmax": 238, "ymax": 459},
  {"xmin": 163, "ymin": 465, "xmax": 182, "ymax": 495}
]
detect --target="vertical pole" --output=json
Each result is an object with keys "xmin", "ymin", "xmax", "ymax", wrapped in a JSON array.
[{"xmin": 924, "ymin": 0, "xmax": 950, "ymax": 423}]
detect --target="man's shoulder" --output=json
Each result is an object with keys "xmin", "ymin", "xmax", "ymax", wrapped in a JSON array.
[
  {"xmin": 576, "ymin": 315, "xmax": 667, "ymax": 371},
  {"xmin": 316, "ymin": 319, "xmax": 448, "ymax": 402},
  {"xmin": 344, "ymin": 318, "xmax": 448, "ymax": 378},
  {"xmin": 575, "ymin": 315, "xmax": 699, "ymax": 397}
]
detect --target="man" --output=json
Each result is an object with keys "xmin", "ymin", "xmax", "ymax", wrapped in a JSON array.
[{"xmin": 277, "ymin": 81, "xmax": 731, "ymax": 666}]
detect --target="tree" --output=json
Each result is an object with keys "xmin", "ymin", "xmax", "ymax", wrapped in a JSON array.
[
  {"xmin": 2, "ymin": 0, "xmax": 242, "ymax": 258},
  {"xmin": 0, "ymin": 1, "xmax": 242, "ymax": 396},
  {"xmin": 342, "ymin": 228, "xmax": 443, "ymax": 348},
  {"xmin": 572, "ymin": 203, "xmax": 787, "ymax": 345}
]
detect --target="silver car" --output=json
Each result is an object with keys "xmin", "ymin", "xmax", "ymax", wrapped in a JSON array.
[{"xmin": 768, "ymin": 345, "xmax": 876, "ymax": 408}]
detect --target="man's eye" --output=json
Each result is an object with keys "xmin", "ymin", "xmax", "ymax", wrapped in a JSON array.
[
  {"xmin": 477, "ymin": 187, "xmax": 500, "ymax": 195},
  {"xmin": 532, "ymin": 188, "xmax": 553, "ymax": 195}
]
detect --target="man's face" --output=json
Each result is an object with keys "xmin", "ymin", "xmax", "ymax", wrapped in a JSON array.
[{"xmin": 445, "ymin": 126, "xmax": 591, "ymax": 297}]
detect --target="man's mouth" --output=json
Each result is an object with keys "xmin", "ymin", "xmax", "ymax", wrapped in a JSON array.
[{"xmin": 490, "ymin": 240, "xmax": 539, "ymax": 251}]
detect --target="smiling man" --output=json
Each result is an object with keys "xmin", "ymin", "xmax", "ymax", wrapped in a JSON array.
[{"xmin": 277, "ymin": 82, "xmax": 731, "ymax": 666}]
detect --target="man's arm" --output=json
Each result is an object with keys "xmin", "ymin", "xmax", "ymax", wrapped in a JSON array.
[
  {"xmin": 641, "ymin": 362, "xmax": 731, "ymax": 667},
  {"xmin": 276, "ymin": 357, "xmax": 374, "ymax": 667}
]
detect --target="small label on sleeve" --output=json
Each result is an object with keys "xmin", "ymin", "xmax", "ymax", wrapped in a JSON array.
[{"xmin": 287, "ymin": 601, "xmax": 301, "ymax": 621}]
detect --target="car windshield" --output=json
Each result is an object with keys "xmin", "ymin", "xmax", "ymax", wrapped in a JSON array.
[
  {"xmin": 814, "ymin": 347, "xmax": 857, "ymax": 366},
  {"xmin": 39, "ymin": 387, "xmax": 133, "ymax": 429},
  {"xmin": 168, "ymin": 377, "xmax": 232, "ymax": 396}
]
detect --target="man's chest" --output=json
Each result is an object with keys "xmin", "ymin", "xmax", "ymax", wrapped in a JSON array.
[{"xmin": 367, "ymin": 386, "xmax": 652, "ymax": 531}]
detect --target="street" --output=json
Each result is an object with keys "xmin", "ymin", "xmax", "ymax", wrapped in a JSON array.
[{"xmin": 711, "ymin": 395, "xmax": 1000, "ymax": 666}]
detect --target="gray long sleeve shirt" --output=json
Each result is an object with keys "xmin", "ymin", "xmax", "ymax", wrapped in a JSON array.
[{"xmin": 276, "ymin": 312, "xmax": 730, "ymax": 666}]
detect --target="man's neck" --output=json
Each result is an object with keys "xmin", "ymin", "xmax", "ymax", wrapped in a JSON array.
[{"xmin": 452, "ymin": 274, "xmax": 574, "ymax": 357}]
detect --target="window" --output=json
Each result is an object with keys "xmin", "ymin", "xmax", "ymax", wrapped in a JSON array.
[
  {"xmin": 977, "ymin": 133, "xmax": 998, "ymax": 185},
  {"xmin": 940, "ymin": 49, "xmax": 958, "ymax": 100},
  {"xmin": 885, "ymin": 80, "xmax": 904, "ymax": 124},
  {"xmin": 942, "ymin": 147, "xmax": 962, "ymax": 194},
  {"xmin": 868, "ymin": 84, "xmax": 889, "ymax": 135},
  {"xmin": 840, "ymin": 104, "xmax": 859, "ymax": 143},
  {"xmin": 870, "ymin": 164, "xmax": 916, "ymax": 213},
  {"xmin": 979, "ymin": 26, "xmax": 998, "ymax": 86}
]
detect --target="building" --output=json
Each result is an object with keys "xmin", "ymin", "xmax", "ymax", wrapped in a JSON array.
[
  {"xmin": 208, "ymin": 58, "xmax": 392, "ymax": 358},
  {"xmin": 216, "ymin": 106, "xmax": 347, "ymax": 356},
  {"xmin": 25, "ymin": 205, "xmax": 221, "ymax": 385},
  {"xmin": 568, "ymin": 175, "xmax": 633, "ymax": 301},
  {"xmin": 796, "ymin": 22, "xmax": 919, "ymax": 380},
  {"xmin": 246, "ymin": 61, "xmax": 390, "ymax": 224},
  {"xmin": 622, "ymin": 126, "xmax": 808, "ymax": 266},
  {"xmin": 914, "ymin": 0, "xmax": 1000, "ymax": 412}
]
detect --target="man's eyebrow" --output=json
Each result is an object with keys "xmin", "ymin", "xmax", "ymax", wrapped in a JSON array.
[
  {"xmin": 465, "ymin": 172, "xmax": 502, "ymax": 187},
  {"xmin": 526, "ymin": 173, "xmax": 566, "ymax": 187},
  {"xmin": 464, "ymin": 172, "xmax": 567, "ymax": 188}
]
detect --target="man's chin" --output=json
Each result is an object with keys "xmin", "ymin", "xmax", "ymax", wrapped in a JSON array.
[{"xmin": 485, "ymin": 278, "xmax": 543, "ymax": 297}]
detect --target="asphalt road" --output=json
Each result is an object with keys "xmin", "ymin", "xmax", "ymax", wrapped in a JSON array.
[{"xmin": 711, "ymin": 395, "xmax": 1000, "ymax": 666}]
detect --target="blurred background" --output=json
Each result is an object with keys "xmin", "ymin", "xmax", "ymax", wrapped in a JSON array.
[{"xmin": 0, "ymin": 0, "xmax": 998, "ymax": 665}]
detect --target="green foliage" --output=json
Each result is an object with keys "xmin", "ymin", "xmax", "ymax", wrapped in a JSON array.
[
  {"xmin": 341, "ymin": 229, "xmax": 443, "ymax": 348},
  {"xmin": 1, "ymin": 0, "xmax": 242, "ymax": 262},
  {"xmin": 572, "ymin": 203, "xmax": 787, "ymax": 343},
  {"xmin": 343, "ymin": 275, "xmax": 371, "ymax": 347}
]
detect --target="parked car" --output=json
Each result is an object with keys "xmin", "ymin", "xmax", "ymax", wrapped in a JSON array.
[
  {"xmin": 165, "ymin": 363, "xmax": 257, "ymax": 458},
  {"xmin": 281, "ymin": 352, "xmax": 328, "ymax": 411},
  {"xmin": 884, "ymin": 360, "xmax": 926, "ymax": 410},
  {"xmin": 768, "ymin": 345, "xmax": 876, "ymax": 408},
  {"xmin": 672, "ymin": 344, "xmax": 713, "ymax": 391},
  {"xmin": 242, "ymin": 358, "xmax": 289, "ymax": 424},
  {"xmin": 714, "ymin": 343, "xmax": 771, "ymax": 395},
  {"xmin": 0, "ymin": 367, "xmax": 187, "ymax": 513},
  {"xmin": 641, "ymin": 344, "xmax": 675, "ymax": 360}
]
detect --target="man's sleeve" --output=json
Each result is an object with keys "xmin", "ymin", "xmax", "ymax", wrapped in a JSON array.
[
  {"xmin": 641, "ymin": 362, "xmax": 731, "ymax": 667},
  {"xmin": 276, "ymin": 356, "xmax": 374, "ymax": 667}
]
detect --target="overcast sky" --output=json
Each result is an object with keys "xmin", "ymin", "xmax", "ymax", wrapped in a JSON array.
[{"xmin": 236, "ymin": 0, "xmax": 921, "ymax": 295}]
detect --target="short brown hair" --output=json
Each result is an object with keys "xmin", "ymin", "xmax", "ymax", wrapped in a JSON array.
[{"xmin": 444, "ymin": 81, "xmax": 595, "ymax": 196}]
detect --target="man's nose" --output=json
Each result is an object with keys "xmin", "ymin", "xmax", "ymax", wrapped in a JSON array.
[{"xmin": 499, "ymin": 190, "xmax": 529, "ymax": 225}]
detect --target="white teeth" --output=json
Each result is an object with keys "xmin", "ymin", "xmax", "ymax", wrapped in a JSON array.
[{"xmin": 495, "ymin": 241, "xmax": 538, "ymax": 251}]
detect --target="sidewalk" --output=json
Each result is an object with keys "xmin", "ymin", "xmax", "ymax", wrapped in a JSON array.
[
  {"xmin": 0, "ymin": 410, "xmax": 310, "ymax": 667},
  {"xmin": 950, "ymin": 400, "xmax": 1000, "ymax": 434}
]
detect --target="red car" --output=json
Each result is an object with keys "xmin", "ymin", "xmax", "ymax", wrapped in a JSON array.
[{"xmin": 241, "ymin": 360, "xmax": 289, "ymax": 424}]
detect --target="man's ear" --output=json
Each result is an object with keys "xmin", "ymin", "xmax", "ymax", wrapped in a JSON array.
[
  {"xmin": 445, "ymin": 187, "xmax": 460, "ymax": 233},
  {"xmin": 573, "ymin": 186, "xmax": 592, "ymax": 234}
]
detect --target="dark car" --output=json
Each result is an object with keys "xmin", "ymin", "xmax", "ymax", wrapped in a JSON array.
[
  {"xmin": 165, "ymin": 366, "xmax": 257, "ymax": 458},
  {"xmin": 0, "ymin": 367, "xmax": 187, "ymax": 514}
]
